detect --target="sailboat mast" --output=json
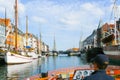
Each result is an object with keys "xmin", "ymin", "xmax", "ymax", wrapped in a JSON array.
[
  {"xmin": 39, "ymin": 32, "xmax": 42, "ymax": 53},
  {"xmin": 97, "ymin": 19, "xmax": 102, "ymax": 47},
  {"xmin": 113, "ymin": 0, "xmax": 117, "ymax": 45},
  {"xmin": 53, "ymin": 34, "xmax": 56, "ymax": 51},
  {"xmin": 5, "ymin": 8, "xmax": 7, "ymax": 48},
  {"xmin": 15, "ymin": 0, "xmax": 18, "ymax": 50},
  {"xmin": 79, "ymin": 34, "xmax": 82, "ymax": 51},
  {"xmin": 26, "ymin": 16, "xmax": 28, "ymax": 46}
]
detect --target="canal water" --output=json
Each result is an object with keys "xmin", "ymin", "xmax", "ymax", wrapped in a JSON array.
[{"xmin": 0, "ymin": 54, "xmax": 87, "ymax": 80}]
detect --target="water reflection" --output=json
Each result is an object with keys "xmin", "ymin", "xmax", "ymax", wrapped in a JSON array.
[
  {"xmin": 0, "ymin": 65, "xmax": 7, "ymax": 80},
  {"xmin": 7, "ymin": 59, "xmax": 42, "ymax": 80},
  {"xmin": 0, "ymin": 55, "xmax": 87, "ymax": 80},
  {"xmin": 40, "ymin": 55, "xmax": 86, "ymax": 73}
]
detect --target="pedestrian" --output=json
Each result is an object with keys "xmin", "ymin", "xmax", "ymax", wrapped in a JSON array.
[{"xmin": 83, "ymin": 54, "xmax": 114, "ymax": 80}]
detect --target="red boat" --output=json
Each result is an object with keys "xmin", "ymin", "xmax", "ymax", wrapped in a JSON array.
[{"xmin": 25, "ymin": 65, "xmax": 120, "ymax": 80}]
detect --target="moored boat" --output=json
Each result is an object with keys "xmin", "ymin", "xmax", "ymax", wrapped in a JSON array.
[
  {"xmin": 4, "ymin": 0, "xmax": 34, "ymax": 65},
  {"xmin": 27, "ymin": 51, "xmax": 39, "ymax": 59},
  {"xmin": 68, "ymin": 52, "xmax": 81, "ymax": 56},
  {"xmin": 25, "ymin": 65, "xmax": 120, "ymax": 80},
  {"xmin": 100, "ymin": 1, "xmax": 120, "ymax": 64},
  {"xmin": 103, "ymin": 45, "xmax": 120, "ymax": 63},
  {"xmin": 101, "ymin": 20, "xmax": 120, "ymax": 63},
  {"xmin": 52, "ymin": 51, "xmax": 58, "ymax": 56},
  {"xmin": 5, "ymin": 52, "xmax": 32, "ymax": 64}
]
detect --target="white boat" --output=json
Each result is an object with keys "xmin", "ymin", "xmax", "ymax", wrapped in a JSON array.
[
  {"xmin": 5, "ymin": 52, "xmax": 32, "ymax": 64},
  {"xmin": 27, "ymin": 51, "xmax": 39, "ymax": 59},
  {"xmin": 68, "ymin": 52, "xmax": 81, "ymax": 56},
  {"xmin": 4, "ymin": 0, "xmax": 34, "ymax": 65},
  {"xmin": 52, "ymin": 51, "xmax": 58, "ymax": 56}
]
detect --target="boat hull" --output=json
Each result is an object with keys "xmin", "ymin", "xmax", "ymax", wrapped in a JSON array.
[
  {"xmin": 0, "ymin": 53, "xmax": 5, "ymax": 63},
  {"xmin": 104, "ymin": 51, "xmax": 120, "ymax": 64},
  {"xmin": 25, "ymin": 65, "xmax": 120, "ymax": 80},
  {"xmin": 5, "ymin": 52, "xmax": 32, "ymax": 65},
  {"xmin": 68, "ymin": 52, "xmax": 81, "ymax": 56},
  {"xmin": 27, "ymin": 52, "xmax": 39, "ymax": 59},
  {"xmin": 53, "ymin": 52, "xmax": 58, "ymax": 56}
]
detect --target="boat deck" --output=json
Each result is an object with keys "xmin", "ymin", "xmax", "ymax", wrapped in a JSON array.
[{"xmin": 25, "ymin": 65, "xmax": 120, "ymax": 80}]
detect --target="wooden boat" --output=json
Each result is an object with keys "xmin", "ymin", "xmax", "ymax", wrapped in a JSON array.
[
  {"xmin": 5, "ymin": 52, "xmax": 32, "ymax": 64},
  {"xmin": 25, "ymin": 16, "xmax": 39, "ymax": 59},
  {"xmin": 27, "ymin": 51, "xmax": 39, "ymax": 59},
  {"xmin": 4, "ymin": 0, "xmax": 34, "ymax": 64},
  {"xmin": 100, "ymin": 1, "xmax": 120, "ymax": 63},
  {"xmin": 25, "ymin": 65, "xmax": 120, "ymax": 80},
  {"xmin": 103, "ymin": 45, "xmax": 120, "ymax": 63},
  {"xmin": 101, "ymin": 24, "xmax": 120, "ymax": 63}
]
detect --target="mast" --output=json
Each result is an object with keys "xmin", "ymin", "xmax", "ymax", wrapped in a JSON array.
[
  {"xmin": 5, "ymin": 8, "xmax": 7, "ymax": 48},
  {"xmin": 97, "ymin": 19, "xmax": 102, "ymax": 47},
  {"xmin": 39, "ymin": 32, "xmax": 42, "ymax": 53},
  {"xmin": 37, "ymin": 34, "xmax": 39, "ymax": 53},
  {"xmin": 113, "ymin": 0, "xmax": 117, "ymax": 45},
  {"xmin": 26, "ymin": 16, "xmax": 28, "ymax": 47},
  {"xmin": 53, "ymin": 34, "xmax": 56, "ymax": 51},
  {"xmin": 15, "ymin": 0, "xmax": 18, "ymax": 50},
  {"xmin": 79, "ymin": 34, "xmax": 82, "ymax": 51}
]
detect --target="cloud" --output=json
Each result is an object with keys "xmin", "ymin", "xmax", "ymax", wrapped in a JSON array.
[
  {"xmin": 81, "ymin": 3, "xmax": 104, "ymax": 17},
  {"xmin": 59, "ymin": 16, "xmax": 80, "ymax": 25},
  {"xmin": 32, "ymin": 16, "xmax": 47, "ymax": 23},
  {"xmin": 18, "ymin": 2, "xmax": 26, "ymax": 17},
  {"xmin": 1, "ymin": 0, "xmax": 119, "ymax": 50},
  {"xmin": 22, "ymin": 0, "xmax": 107, "ymax": 50},
  {"xmin": 0, "ymin": 0, "xmax": 14, "ymax": 18},
  {"xmin": 0, "ymin": 0, "xmax": 25, "ymax": 18}
]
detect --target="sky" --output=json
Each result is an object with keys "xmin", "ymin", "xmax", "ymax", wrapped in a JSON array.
[{"xmin": 0, "ymin": 0, "xmax": 120, "ymax": 51}]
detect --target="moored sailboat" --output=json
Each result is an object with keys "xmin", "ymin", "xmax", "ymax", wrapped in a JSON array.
[
  {"xmin": 52, "ymin": 34, "xmax": 58, "ymax": 56},
  {"xmin": 101, "ymin": 1, "xmax": 120, "ymax": 64},
  {"xmin": 25, "ymin": 16, "xmax": 39, "ymax": 59},
  {"xmin": 99, "ymin": 21, "xmax": 120, "ymax": 64},
  {"xmin": 5, "ymin": 0, "xmax": 33, "ymax": 64},
  {"xmin": 5, "ymin": 51, "xmax": 32, "ymax": 64}
]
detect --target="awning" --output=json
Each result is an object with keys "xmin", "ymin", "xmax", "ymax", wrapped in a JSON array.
[{"xmin": 25, "ymin": 46, "xmax": 31, "ymax": 48}]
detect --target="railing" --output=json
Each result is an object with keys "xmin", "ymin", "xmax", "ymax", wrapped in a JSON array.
[{"xmin": 103, "ymin": 45, "xmax": 120, "ymax": 51}]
